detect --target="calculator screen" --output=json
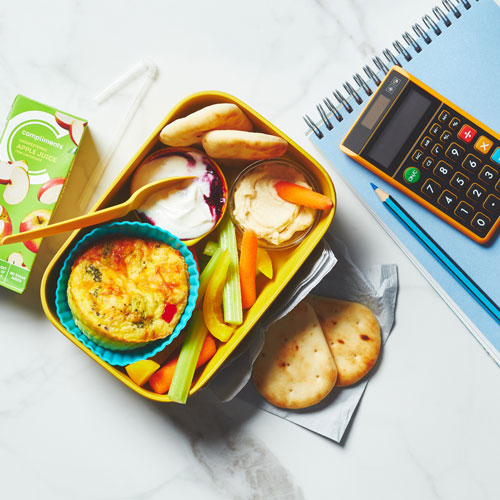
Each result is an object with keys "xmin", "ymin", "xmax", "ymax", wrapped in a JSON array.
[
  {"xmin": 365, "ymin": 87, "xmax": 435, "ymax": 170},
  {"xmin": 361, "ymin": 94, "xmax": 391, "ymax": 129}
]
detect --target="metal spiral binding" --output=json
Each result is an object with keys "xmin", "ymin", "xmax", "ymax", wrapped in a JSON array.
[
  {"xmin": 333, "ymin": 89, "xmax": 353, "ymax": 113},
  {"xmin": 383, "ymin": 48, "xmax": 401, "ymax": 67},
  {"xmin": 413, "ymin": 23, "xmax": 432, "ymax": 45},
  {"xmin": 316, "ymin": 104, "xmax": 333, "ymax": 131},
  {"xmin": 323, "ymin": 97, "xmax": 343, "ymax": 122},
  {"xmin": 433, "ymin": 6, "xmax": 451, "ymax": 26},
  {"xmin": 373, "ymin": 56, "xmax": 389, "ymax": 75},
  {"xmin": 304, "ymin": 0, "xmax": 478, "ymax": 139},
  {"xmin": 363, "ymin": 65, "xmax": 380, "ymax": 86},
  {"xmin": 343, "ymin": 82, "xmax": 363, "ymax": 105},
  {"xmin": 423, "ymin": 14, "xmax": 442, "ymax": 35},
  {"xmin": 402, "ymin": 32, "xmax": 422, "ymax": 53},
  {"xmin": 353, "ymin": 73, "xmax": 373, "ymax": 96},
  {"xmin": 393, "ymin": 40, "xmax": 412, "ymax": 61},
  {"xmin": 303, "ymin": 114, "xmax": 323, "ymax": 139},
  {"xmin": 443, "ymin": 0, "xmax": 461, "ymax": 17}
]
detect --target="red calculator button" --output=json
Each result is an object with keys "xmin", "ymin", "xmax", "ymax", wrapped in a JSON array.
[{"xmin": 458, "ymin": 124, "xmax": 477, "ymax": 143}]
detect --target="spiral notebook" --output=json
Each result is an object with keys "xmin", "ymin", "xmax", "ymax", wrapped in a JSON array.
[{"xmin": 305, "ymin": 0, "xmax": 500, "ymax": 364}]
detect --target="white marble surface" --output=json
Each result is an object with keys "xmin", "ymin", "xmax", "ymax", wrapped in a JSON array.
[{"xmin": 1, "ymin": 1, "xmax": 500, "ymax": 499}]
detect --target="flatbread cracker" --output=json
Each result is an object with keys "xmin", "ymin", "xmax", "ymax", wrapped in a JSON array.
[
  {"xmin": 202, "ymin": 130, "xmax": 288, "ymax": 160},
  {"xmin": 159, "ymin": 103, "xmax": 253, "ymax": 146},
  {"xmin": 252, "ymin": 301, "xmax": 337, "ymax": 409},
  {"xmin": 309, "ymin": 296, "xmax": 380, "ymax": 387}
]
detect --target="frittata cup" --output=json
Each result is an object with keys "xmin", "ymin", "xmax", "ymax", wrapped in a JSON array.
[{"xmin": 55, "ymin": 221, "xmax": 199, "ymax": 366}]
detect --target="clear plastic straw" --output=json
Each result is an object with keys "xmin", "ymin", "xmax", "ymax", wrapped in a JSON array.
[
  {"xmin": 94, "ymin": 60, "xmax": 152, "ymax": 105},
  {"xmin": 79, "ymin": 60, "xmax": 158, "ymax": 211}
]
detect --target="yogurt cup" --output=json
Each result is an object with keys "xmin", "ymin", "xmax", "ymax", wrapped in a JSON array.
[{"xmin": 130, "ymin": 147, "xmax": 227, "ymax": 245}]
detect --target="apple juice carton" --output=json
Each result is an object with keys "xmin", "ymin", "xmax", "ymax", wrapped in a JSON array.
[{"xmin": 0, "ymin": 95, "xmax": 87, "ymax": 293}]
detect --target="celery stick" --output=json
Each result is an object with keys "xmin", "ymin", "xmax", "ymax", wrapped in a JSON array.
[
  {"xmin": 168, "ymin": 311, "xmax": 207, "ymax": 404},
  {"xmin": 196, "ymin": 247, "xmax": 223, "ymax": 309},
  {"xmin": 203, "ymin": 241, "xmax": 219, "ymax": 256},
  {"xmin": 218, "ymin": 216, "xmax": 243, "ymax": 325}
]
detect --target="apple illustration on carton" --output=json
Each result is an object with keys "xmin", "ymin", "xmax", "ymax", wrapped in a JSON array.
[
  {"xmin": 19, "ymin": 209, "xmax": 51, "ymax": 253},
  {"xmin": 0, "ymin": 204, "xmax": 12, "ymax": 239},
  {"xmin": 7, "ymin": 252, "xmax": 26, "ymax": 268},
  {"xmin": 54, "ymin": 111, "xmax": 87, "ymax": 146},
  {"xmin": 0, "ymin": 162, "xmax": 30, "ymax": 206},
  {"xmin": 54, "ymin": 112, "xmax": 74, "ymax": 130},
  {"xmin": 38, "ymin": 177, "xmax": 65, "ymax": 204},
  {"xmin": 69, "ymin": 120, "xmax": 86, "ymax": 146}
]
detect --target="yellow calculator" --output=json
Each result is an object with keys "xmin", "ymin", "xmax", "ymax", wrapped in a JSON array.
[{"xmin": 340, "ymin": 66, "xmax": 500, "ymax": 244}]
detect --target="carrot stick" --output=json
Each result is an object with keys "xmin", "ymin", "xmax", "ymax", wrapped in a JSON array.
[
  {"xmin": 149, "ymin": 334, "xmax": 217, "ymax": 394},
  {"xmin": 274, "ymin": 181, "xmax": 333, "ymax": 210},
  {"xmin": 239, "ymin": 229, "xmax": 258, "ymax": 309}
]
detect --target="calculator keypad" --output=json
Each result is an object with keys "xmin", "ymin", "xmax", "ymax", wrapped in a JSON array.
[
  {"xmin": 440, "ymin": 130, "xmax": 452, "ymax": 143},
  {"xmin": 395, "ymin": 105, "xmax": 500, "ymax": 239},
  {"xmin": 478, "ymin": 165, "xmax": 498, "ymax": 184},
  {"xmin": 446, "ymin": 143, "xmax": 465, "ymax": 162},
  {"xmin": 458, "ymin": 124, "xmax": 477, "ymax": 143},
  {"xmin": 449, "ymin": 117, "xmax": 461, "ymax": 129}
]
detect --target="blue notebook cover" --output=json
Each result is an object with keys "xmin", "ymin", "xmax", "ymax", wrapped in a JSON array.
[{"xmin": 307, "ymin": 0, "xmax": 500, "ymax": 364}]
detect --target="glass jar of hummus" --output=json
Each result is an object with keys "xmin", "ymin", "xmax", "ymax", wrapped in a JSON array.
[{"xmin": 229, "ymin": 159, "xmax": 320, "ymax": 249}]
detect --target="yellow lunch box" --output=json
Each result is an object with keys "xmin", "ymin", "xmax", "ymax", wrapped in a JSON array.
[{"xmin": 40, "ymin": 91, "xmax": 336, "ymax": 402}]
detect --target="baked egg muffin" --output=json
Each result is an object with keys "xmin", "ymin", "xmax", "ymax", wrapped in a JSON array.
[{"xmin": 67, "ymin": 237, "xmax": 190, "ymax": 350}]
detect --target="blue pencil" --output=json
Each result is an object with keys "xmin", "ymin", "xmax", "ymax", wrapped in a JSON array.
[{"xmin": 371, "ymin": 183, "xmax": 500, "ymax": 324}]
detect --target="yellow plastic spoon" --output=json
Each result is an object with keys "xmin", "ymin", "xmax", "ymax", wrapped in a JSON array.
[{"xmin": 0, "ymin": 176, "xmax": 195, "ymax": 246}]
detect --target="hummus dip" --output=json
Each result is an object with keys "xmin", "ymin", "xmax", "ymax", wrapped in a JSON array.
[{"xmin": 232, "ymin": 162, "xmax": 316, "ymax": 246}]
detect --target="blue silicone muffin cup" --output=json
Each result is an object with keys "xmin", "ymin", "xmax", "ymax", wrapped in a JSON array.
[{"xmin": 55, "ymin": 221, "xmax": 199, "ymax": 366}]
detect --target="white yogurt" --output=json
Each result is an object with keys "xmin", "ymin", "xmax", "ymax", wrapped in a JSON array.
[
  {"xmin": 139, "ymin": 179, "xmax": 215, "ymax": 239},
  {"xmin": 131, "ymin": 149, "xmax": 226, "ymax": 240}
]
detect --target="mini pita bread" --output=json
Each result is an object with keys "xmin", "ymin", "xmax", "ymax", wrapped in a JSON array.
[
  {"xmin": 252, "ymin": 301, "xmax": 337, "ymax": 409},
  {"xmin": 159, "ymin": 103, "xmax": 253, "ymax": 146},
  {"xmin": 202, "ymin": 130, "xmax": 288, "ymax": 160},
  {"xmin": 309, "ymin": 296, "xmax": 381, "ymax": 387}
]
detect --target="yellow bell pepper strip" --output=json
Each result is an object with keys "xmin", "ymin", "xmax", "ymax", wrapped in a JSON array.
[
  {"xmin": 256, "ymin": 247, "xmax": 273, "ymax": 279},
  {"xmin": 203, "ymin": 249, "xmax": 235, "ymax": 342},
  {"xmin": 195, "ymin": 247, "xmax": 223, "ymax": 309},
  {"xmin": 168, "ymin": 311, "xmax": 208, "ymax": 404},
  {"xmin": 125, "ymin": 360, "xmax": 160, "ymax": 387},
  {"xmin": 203, "ymin": 240, "xmax": 219, "ymax": 257}
]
